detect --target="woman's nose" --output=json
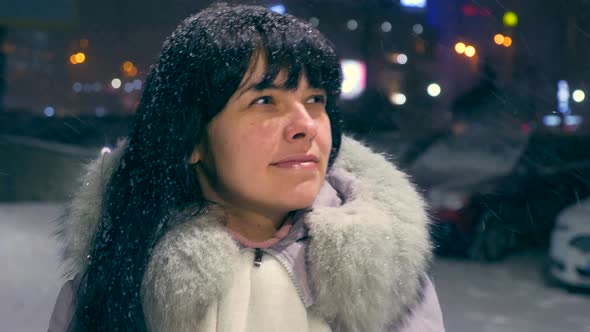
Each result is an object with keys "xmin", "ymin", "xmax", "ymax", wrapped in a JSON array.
[{"xmin": 284, "ymin": 102, "xmax": 318, "ymax": 143}]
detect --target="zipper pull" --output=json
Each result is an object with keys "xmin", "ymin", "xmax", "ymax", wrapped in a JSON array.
[
  {"xmin": 254, "ymin": 248, "xmax": 263, "ymax": 267},
  {"xmin": 296, "ymin": 235, "xmax": 310, "ymax": 242}
]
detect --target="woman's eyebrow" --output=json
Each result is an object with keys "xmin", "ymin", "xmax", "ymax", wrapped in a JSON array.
[
  {"xmin": 236, "ymin": 82, "xmax": 287, "ymax": 98},
  {"xmin": 237, "ymin": 81, "xmax": 325, "ymax": 98}
]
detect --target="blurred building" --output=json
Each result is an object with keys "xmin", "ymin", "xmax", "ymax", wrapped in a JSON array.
[
  {"xmin": 434, "ymin": 0, "xmax": 590, "ymax": 134},
  {"xmin": 289, "ymin": 0, "xmax": 440, "ymax": 132},
  {"xmin": 2, "ymin": 0, "xmax": 589, "ymax": 136},
  {"xmin": 1, "ymin": 0, "xmax": 441, "ymax": 134}
]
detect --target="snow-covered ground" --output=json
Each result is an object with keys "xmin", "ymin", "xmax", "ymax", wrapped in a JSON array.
[
  {"xmin": 433, "ymin": 253, "xmax": 590, "ymax": 332},
  {"xmin": 1, "ymin": 203, "xmax": 589, "ymax": 331},
  {"xmin": 0, "ymin": 203, "xmax": 64, "ymax": 332}
]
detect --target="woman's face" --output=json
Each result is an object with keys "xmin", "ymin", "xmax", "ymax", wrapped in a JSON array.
[{"xmin": 191, "ymin": 59, "xmax": 333, "ymax": 219}]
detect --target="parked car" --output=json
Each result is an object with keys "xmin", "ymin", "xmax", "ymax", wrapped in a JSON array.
[
  {"xmin": 546, "ymin": 197, "xmax": 590, "ymax": 290},
  {"xmin": 411, "ymin": 132, "xmax": 590, "ymax": 261}
]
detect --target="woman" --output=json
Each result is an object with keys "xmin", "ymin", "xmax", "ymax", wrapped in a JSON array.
[{"xmin": 49, "ymin": 3, "xmax": 444, "ymax": 331}]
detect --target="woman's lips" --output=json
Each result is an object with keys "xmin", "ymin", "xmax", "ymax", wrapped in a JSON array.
[
  {"xmin": 271, "ymin": 160, "xmax": 318, "ymax": 169},
  {"xmin": 271, "ymin": 153, "xmax": 319, "ymax": 170}
]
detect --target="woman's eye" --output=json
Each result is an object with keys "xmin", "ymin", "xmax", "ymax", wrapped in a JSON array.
[
  {"xmin": 306, "ymin": 95, "xmax": 326, "ymax": 104},
  {"xmin": 250, "ymin": 96, "xmax": 273, "ymax": 106}
]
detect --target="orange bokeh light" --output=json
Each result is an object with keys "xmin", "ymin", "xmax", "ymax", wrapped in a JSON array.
[
  {"xmin": 494, "ymin": 34, "xmax": 504, "ymax": 45},
  {"xmin": 123, "ymin": 61, "xmax": 134, "ymax": 72},
  {"xmin": 465, "ymin": 46, "xmax": 476, "ymax": 57},
  {"xmin": 455, "ymin": 42, "xmax": 466, "ymax": 54},
  {"xmin": 503, "ymin": 36, "xmax": 513, "ymax": 47},
  {"xmin": 74, "ymin": 52, "xmax": 86, "ymax": 63},
  {"xmin": 126, "ymin": 66, "xmax": 138, "ymax": 77}
]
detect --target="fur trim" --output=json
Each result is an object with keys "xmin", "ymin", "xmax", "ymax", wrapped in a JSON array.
[
  {"xmin": 141, "ymin": 206, "xmax": 240, "ymax": 331},
  {"xmin": 57, "ymin": 140, "xmax": 126, "ymax": 278},
  {"xmin": 305, "ymin": 137, "xmax": 431, "ymax": 331},
  {"xmin": 59, "ymin": 135, "xmax": 431, "ymax": 331}
]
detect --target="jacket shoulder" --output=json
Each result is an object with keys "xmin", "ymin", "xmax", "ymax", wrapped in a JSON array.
[
  {"xmin": 48, "ymin": 279, "xmax": 76, "ymax": 332},
  {"xmin": 393, "ymin": 277, "xmax": 446, "ymax": 332}
]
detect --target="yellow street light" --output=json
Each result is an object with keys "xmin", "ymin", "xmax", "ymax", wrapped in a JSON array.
[
  {"xmin": 494, "ymin": 34, "xmax": 505, "ymax": 45},
  {"xmin": 503, "ymin": 11, "xmax": 518, "ymax": 27},
  {"xmin": 455, "ymin": 42, "xmax": 466, "ymax": 54},
  {"xmin": 75, "ymin": 52, "xmax": 86, "ymax": 64}
]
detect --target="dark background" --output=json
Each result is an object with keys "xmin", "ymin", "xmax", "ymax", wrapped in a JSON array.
[{"xmin": 1, "ymin": 1, "xmax": 590, "ymax": 331}]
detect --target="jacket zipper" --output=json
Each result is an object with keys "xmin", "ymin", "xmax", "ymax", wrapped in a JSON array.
[
  {"xmin": 251, "ymin": 247, "xmax": 310, "ymax": 307},
  {"xmin": 253, "ymin": 248, "xmax": 264, "ymax": 267}
]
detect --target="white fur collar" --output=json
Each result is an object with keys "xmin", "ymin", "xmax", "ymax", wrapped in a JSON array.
[{"xmin": 59, "ymin": 135, "xmax": 432, "ymax": 332}]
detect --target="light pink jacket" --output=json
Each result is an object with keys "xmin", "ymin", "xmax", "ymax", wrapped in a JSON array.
[{"xmin": 48, "ymin": 136, "xmax": 445, "ymax": 331}]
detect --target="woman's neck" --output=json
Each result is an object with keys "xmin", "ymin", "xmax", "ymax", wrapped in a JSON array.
[
  {"xmin": 194, "ymin": 164, "xmax": 288, "ymax": 242},
  {"xmin": 223, "ymin": 208, "xmax": 288, "ymax": 243}
]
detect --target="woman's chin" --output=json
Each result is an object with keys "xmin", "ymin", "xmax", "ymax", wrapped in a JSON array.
[{"xmin": 276, "ymin": 191, "xmax": 320, "ymax": 211}]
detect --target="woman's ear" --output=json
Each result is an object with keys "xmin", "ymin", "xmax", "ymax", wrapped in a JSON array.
[
  {"xmin": 190, "ymin": 134, "xmax": 209, "ymax": 165},
  {"xmin": 189, "ymin": 148, "xmax": 201, "ymax": 164}
]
